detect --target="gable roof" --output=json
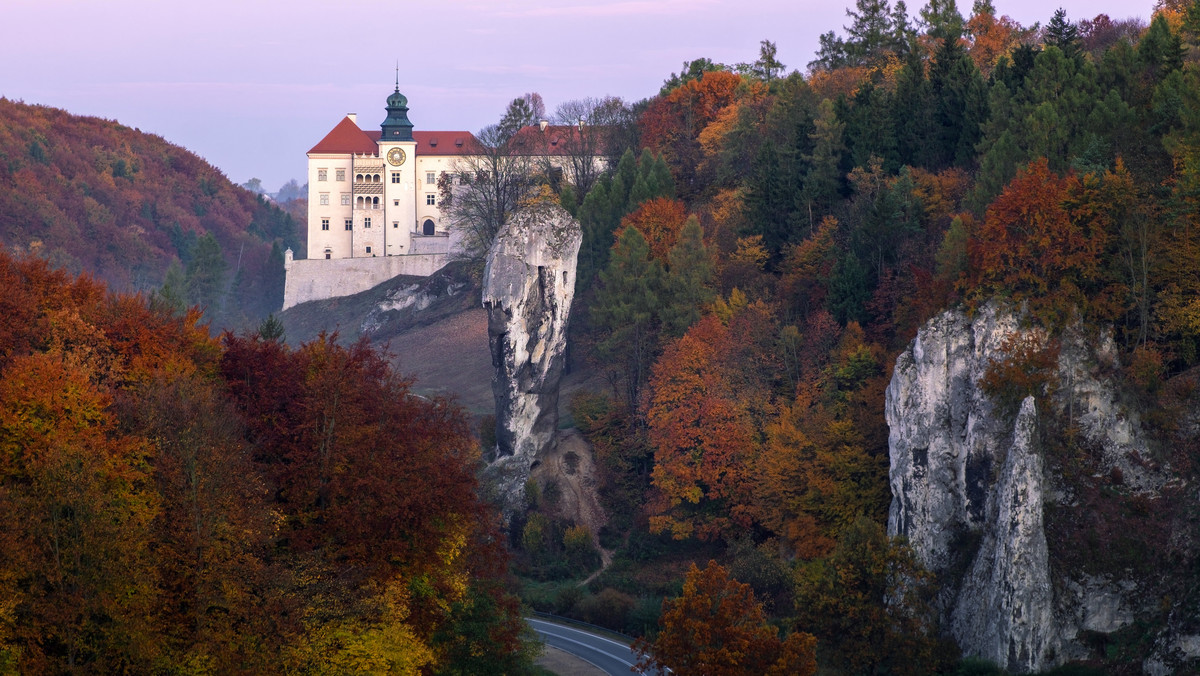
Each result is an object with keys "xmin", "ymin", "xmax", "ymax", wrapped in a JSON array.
[
  {"xmin": 308, "ymin": 116, "xmax": 378, "ymax": 155},
  {"xmin": 507, "ymin": 124, "xmax": 598, "ymax": 156}
]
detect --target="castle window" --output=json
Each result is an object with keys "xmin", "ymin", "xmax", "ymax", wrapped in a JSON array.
[
  {"xmin": 366, "ymin": 246, "xmax": 372, "ymax": 254},
  {"xmin": 344, "ymin": 219, "xmax": 352, "ymax": 230},
  {"xmin": 356, "ymin": 174, "xmax": 364, "ymax": 182},
  {"xmin": 372, "ymin": 197, "xmax": 380, "ymax": 209},
  {"xmin": 426, "ymin": 194, "xmax": 436, "ymax": 205},
  {"xmin": 321, "ymin": 218, "xmax": 330, "ymax": 231},
  {"xmin": 325, "ymin": 252, "xmax": 331, "ymax": 259},
  {"xmin": 336, "ymin": 168, "xmax": 345, "ymax": 181},
  {"xmin": 341, "ymin": 193, "xmax": 350, "ymax": 206},
  {"xmin": 422, "ymin": 219, "xmax": 435, "ymax": 236},
  {"xmin": 426, "ymin": 172, "xmax": 435, "ymax": 185},
  {"xmin": 393, "ymin": 221, "xmax": 399, "ymax": 229},
  {"xmin": 391, "ymin": 172, "xmax": 401, "ymax": 184},
  {"xmin": 320, "ymin": 193, "xmax": 329, "ymax": 205},
  {"xmin": 364, "ymin": 218, "xmax": 371, "ymax": 229},
  {"xmin": 318, "ymin": 168, "xmax": 328, "ymax": 181},
  {"xmin": 394, "ymin": 199, "xmax": 399, "ymax": 206}
]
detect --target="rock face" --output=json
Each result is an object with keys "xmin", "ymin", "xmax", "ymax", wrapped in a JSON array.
[
  {"xmin": 482, "ymin": 202, "xmax": 582, "ymax": 514},
  {"xmin": 886, "ymin": 304, "xmax": 1183, "ymax": 673}
]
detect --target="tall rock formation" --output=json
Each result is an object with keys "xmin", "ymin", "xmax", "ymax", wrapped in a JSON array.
[
  {"xmin": 887, "ymin": 305, "xmax": 1198, "ymax": 674},
  {"xmin": 482, "ymin": 201, "xmax": 582, "ymax": 514}
]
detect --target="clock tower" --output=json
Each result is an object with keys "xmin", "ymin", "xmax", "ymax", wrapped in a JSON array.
[{"xmin": 380, "ymin": 85, "xmax": 417, "ymax": 255}]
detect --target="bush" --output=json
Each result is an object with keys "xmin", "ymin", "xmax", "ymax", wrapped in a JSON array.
[{"xmin": 574, "ymin": 588, "xmax": 635, "ymax": 631}]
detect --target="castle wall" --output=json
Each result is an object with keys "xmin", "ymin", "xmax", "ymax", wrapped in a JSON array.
[{"xmin": 282, "ymin": 253, "xmax": 448, "ymax": 310}]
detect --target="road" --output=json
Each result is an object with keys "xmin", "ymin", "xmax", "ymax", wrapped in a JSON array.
[{"xmin": 528, "ymin": 617, "xmax": 643, "ymax": 676}]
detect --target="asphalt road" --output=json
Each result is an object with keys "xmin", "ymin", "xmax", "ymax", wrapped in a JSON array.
[{"xmin": 528, "ymin": 617, "xmax": 643, "ymax": 675}]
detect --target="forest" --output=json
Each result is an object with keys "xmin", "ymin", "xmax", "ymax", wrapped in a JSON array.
[
  {"xmin": 3, "ymin": 0, "xmax": 1200, "ymax": 673},
  {"xmin": 0, "ymin": 99, "xmax": 298, "ymax": 330},
  {"xmin": 496, "ymin": 0, "xmax": 1200, "ymax": 674}
]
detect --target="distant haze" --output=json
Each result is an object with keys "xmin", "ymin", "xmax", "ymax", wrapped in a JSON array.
[{"xmin": 1, "ymin": 0, "xmax": 1156, "ymax": 190}]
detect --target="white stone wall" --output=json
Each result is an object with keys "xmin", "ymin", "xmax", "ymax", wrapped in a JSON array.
[{"xmin": 282, "ymin": 253, "xmax": 448, "ymax": 310}]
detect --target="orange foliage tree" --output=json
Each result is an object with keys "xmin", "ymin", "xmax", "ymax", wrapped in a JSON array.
[
  {"xmin": 756, "ymin": 323, "xmax": 891, "ymax": 559},
  {"xmin": 619, "ymin": 197, "xmax": 690, "ymax": 264},
  {"xmin": 635, "ymin": 560, "xmax": 817, "ymax": 676},
  {"xmin": 646, "ymin": 300, "xmax": 779, "ymax": 542},
  {"xmin": 969, "ymin": 158, "xmax": 1110, "ymax": 324},
  {"xmin": 639, "ymin": 70, "xmax": 746, "ymax": 197}
]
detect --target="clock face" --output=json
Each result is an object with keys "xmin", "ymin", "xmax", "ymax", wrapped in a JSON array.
[{"xmin": 387, "ymin": 147, "xmax": 406, "ymax": 166}]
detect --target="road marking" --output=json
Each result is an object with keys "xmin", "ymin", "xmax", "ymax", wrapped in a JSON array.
[{"xmin": 528, "ymin": 619, "xmax": 643, "ymax": 674}]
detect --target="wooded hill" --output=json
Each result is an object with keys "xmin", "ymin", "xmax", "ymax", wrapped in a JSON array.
[
  {"xmin": 506, "ymin": 1, "xmax": 1200, "ymax": 674},
  {"xmin": 0, "ymin": 98, "xmax": 298, "ymax": 328}
]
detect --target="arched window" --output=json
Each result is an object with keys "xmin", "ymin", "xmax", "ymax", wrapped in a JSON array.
[
  {"xmin": 373, "ymin": 197, "xmax": 380, "ymax": 209},
  {"xmin": 422, "ymin": 219, "xmax": 435, "ymax": 236},
  {"xmin": 356, "ymin": 174, "xmax": 363, "ymax": 182},
  {"xmin": 356, "ymin": 196, "xmax": 364, "ymax": 208}
]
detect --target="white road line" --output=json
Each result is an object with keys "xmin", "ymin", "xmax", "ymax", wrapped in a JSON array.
[
  {"xmin": 528, "ymin": 618, "xmax": 636, "ymax": 652},
  {"xmin": 528, "ymin": 619, "xmax": 644, "ymax": 674}
]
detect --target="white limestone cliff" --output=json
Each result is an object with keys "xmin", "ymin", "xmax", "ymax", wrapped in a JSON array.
[
  {"xmin": 481, "ymin": 201, "xmax": 582, "ymax": 515},
  {"xmin": 886, "ymin": 305, "xmax": 1182, "ymax": 673}
]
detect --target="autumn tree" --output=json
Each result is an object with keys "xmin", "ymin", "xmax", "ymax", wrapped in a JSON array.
[
  {"xmin": 970, "ymin": 158, "xmax": 1110, "ymax": 324},
  {"xmin": 553, "ymin": 95, "xmax": 632, "ymax": 196},
  {"xmin": 635, "ymin": 561, "xmax": 817, "ymax": 676},
  {"xmin": 620, "ymin": 197, "xmax": 690, "ymax": 264},
  {"xmin": 440, "ymin": 123, "xmax": 539, "ymax": 263},
  {"xmin": 640, "ymin": 70, "xmax": 745, "ymax": 198},
  {"xmin": 794, "ymin": 518, "xmax": 953, "ymax": 676},
  {"xmin": 646, "ymin": 304, "xmax": 779, "ymax": 542}
]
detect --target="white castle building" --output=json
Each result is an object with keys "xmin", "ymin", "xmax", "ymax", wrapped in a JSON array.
[{"xmin": 282, "ymin": 85, "xmax": 597, "ymax": 310}]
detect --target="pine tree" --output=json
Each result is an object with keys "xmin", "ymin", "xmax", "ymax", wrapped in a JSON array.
[
  {"xmin": 663, "ymin": 217, "xmax": 715, "ymax": 337},
  {"xmin": 1046, "ymin": 8, "xmax": 1082, "ymax": 62},
  {"xmin": 151, "ymin": 261, "xmax": 187, "ymax": 317},
  {"xmin": 893, "ymin": 50, "xmax": 936, "ymax": 167},
  {"xmin": 929, "ymin": 34, "xmax": 989, "ymax": 167},
  {"xmin": 185, "ymin": 233, "xmax": 227, "ymax": 317},
  {"xmin": 919, "ymin": 0, "xmax": 964, "ymax": 43},
  {"xmin": 593, "ymin": 227, "xmax": 666, "ymax": 412},
  {"xmin": 846, "ymin": 0, "xmax": 897, "ymax": 66},
  {"xmin": 801, "ymin": 100, "xmax": 847, "ymax": 233}
]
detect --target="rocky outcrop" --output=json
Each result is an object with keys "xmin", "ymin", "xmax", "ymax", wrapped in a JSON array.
[
  {"xmin": 887, "ymin": 304, "xmax": 1185, "ymax": 674},
  {"xmin": 482, "ymin": 201, "xmax": 582, "ymax": 515},
  {"xmin": 951, "ymin": 397, "xmax": 1054, "ymax": 672}
]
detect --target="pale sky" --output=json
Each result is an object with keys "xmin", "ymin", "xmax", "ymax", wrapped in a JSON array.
[{"xmin": 0, "ymin": 0, "xmax": 1156, "ymax": 190}]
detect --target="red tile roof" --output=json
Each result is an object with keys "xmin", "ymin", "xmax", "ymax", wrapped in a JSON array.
[
  {"xmin": 361, "ymin": 130, "xmax": 480, "ymax": 156},
  {"xmin": 414, "ymin": 131, "xmax": 481, "ymax": 156},
  {"xmin": 507, "ymin": 124, "xmax": 595, "ymax": 156},
  {"xmin": 307, "ymin": 117, "xmax": 378, "ymax": 155}
]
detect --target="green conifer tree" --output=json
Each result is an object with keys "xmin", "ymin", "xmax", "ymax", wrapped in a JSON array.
[
  {"xmin": 662, "ymin": 217, "xmax": 715, "ymax": 337},
  {"xmin": 593, "ymin": 227, "xmax": 665, "ymax": 413}
]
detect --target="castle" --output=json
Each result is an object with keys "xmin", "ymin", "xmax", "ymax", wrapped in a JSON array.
[{"xmin": 282, "ymin": 85, "xmax": 597, "ymax": 310}]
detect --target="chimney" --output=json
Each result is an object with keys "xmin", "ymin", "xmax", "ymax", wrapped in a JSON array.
[
  {"xmin": 347, "ymin": 113, "xmax": 358, "ymax": 123},
  {"xmin": 538, "ymin": 119, "xmax": 549, "ymax": 132}
]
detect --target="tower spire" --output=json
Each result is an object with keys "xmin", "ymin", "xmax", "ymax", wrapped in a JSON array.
[{"xmin": 395, "ymin": 61, "xmax": 399, "ymax": 91}]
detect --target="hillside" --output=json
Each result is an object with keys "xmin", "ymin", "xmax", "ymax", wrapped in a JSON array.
[
  {"xmin": 278, "ymin": 261, "xmax": 496, "ymax": 412},
  {"xmin": 0, "ymin": 98, "xmax": 299, "ymax": 326}
]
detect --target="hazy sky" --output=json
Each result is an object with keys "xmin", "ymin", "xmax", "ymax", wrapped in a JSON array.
[{"xmin": 1, "ymin": 0, "xmax": 1156, "ymax": 190}]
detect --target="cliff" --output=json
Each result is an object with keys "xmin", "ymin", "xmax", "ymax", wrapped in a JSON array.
[
  {"xmin": 482, "ymin": 201, "xmax": 582, "ymax": 515},
  {"xmin": 888, "ymin": 304, "xmax": 1200, "ymax": 674}
]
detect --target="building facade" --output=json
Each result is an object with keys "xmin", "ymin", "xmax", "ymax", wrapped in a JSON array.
[
  {"xmin": 285, "ymin": 86, "xmax": 603, "ymax": 310},
  {"xmin": 305, "ymin": 87, "xmax": 475, "ymax": 261}
]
